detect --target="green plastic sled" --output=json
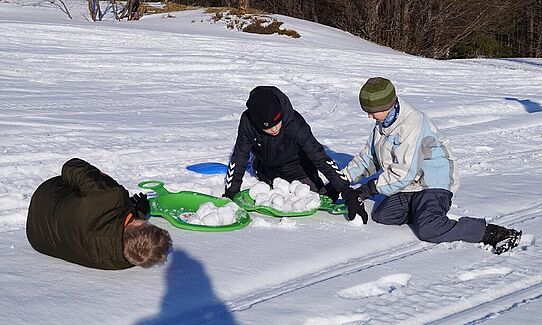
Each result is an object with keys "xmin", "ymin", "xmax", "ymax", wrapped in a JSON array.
[
  {"xmin": 233, "ymin": 189, "xmax": 348, "ymax": 217},
  {"xmin": 138, "ymin": 180, "xmax": 251, "ymax": 232}
]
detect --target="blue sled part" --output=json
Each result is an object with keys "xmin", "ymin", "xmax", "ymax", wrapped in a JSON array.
[
  {"xmin": 186, "ymin": 162, "xmax": 228, "ymax": 174},
  {"xmin": 186, "ymin": 161, "xmax": 254, "ymax": 175}
]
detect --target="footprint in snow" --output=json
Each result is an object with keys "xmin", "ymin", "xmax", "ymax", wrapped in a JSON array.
[
  {"xmin": 337, "ymin": 273, "xmax": 412, "ymax": 299},
  {"xmin": 457, "ymin": 267, "xmax": 513, "ymax": 281},
  {"xmin": 303, "ymin": 313, "xmax": 370, "ymax": 325}
]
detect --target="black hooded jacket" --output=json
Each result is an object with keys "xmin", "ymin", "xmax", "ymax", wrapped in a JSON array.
[
  {"xmin": 26, "ymin": 158, "xmax": 134, "ymax": 270},
  {"xmin": 225, "ymin": 86, "xmax": 349, "ymax": 195}
]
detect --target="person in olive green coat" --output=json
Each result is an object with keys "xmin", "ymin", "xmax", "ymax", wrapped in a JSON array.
[{"xmin": 26, "ymin": 158, "xmax": 172, "ymax": 270}]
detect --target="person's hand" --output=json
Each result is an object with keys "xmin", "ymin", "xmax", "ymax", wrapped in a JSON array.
[
  {"xmin": 130, "ymin": 192, "xmax": 150, "ymax": 216},
  {"xmin": 341, "ymin": 187, "xmax": 369, "ymax": 223},
  {"xmin": 322, "ymin": 183, "xmax": 340, "ymax": 203},
  {"xmin": 356, "ymin": 179, "xmax": 378, "ymax": 201},
  {"xmin": 222, "ymin": 189, "xmax": 237, "ymax": 200}
]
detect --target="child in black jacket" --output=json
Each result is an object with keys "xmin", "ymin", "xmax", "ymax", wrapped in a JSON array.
[{"xmin": 223, "ymin": 86, "xmax": 354, "ymax": 208}]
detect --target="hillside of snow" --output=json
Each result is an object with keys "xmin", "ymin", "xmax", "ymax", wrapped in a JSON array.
[{"xmin": 1, "ymin": 3, "xmax": 541, "ymax": 324}]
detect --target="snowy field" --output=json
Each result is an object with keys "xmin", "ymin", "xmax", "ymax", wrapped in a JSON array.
[{"xmin": 1, "ymin": 2, "xmax": 542, "ymax": 324}]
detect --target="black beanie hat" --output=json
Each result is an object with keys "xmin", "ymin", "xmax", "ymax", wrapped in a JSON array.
[{"xmin": 246, "ymin": 86, "xmax": 283, "ymax": 129}]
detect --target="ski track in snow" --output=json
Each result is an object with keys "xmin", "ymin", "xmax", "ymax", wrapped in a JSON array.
[
  {"xmin": 223, "ymin": 205, "xmax": 542, "ymax": 324},
  {"xmin": 214, "ymin": 206, "xmax": 540, "ymax": 324}
]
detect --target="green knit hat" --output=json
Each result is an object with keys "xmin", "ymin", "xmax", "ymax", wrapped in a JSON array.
[{"xmin": 359, "ymin": 77, "xmax": 397, "ymax": 113}]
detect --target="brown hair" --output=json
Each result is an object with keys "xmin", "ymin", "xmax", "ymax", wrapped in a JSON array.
[{"xmin": 122, "ymin": 222, "xmax": 172, "ymax": 268}]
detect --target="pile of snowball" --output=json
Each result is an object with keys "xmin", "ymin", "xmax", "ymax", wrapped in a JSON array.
[
  {"xmin": 248, "ymin": 178, "xmax": 321, "ymax": 212},
  {"xmin": 184, "ymin": 202, "xmax": 240, "ymax": 226}
]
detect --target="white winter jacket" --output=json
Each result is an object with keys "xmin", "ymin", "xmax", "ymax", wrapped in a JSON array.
[{"xmin": 343, "ymin": 98, "xmax": 459, "ymax": 196}]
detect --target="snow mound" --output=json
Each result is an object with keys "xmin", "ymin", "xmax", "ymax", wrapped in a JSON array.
[
  {"xmin": 520, "ymin": 233, "xmax": 536, "ymax": 250},
  {"xmin": 251, "ymin": 216, "xmax": 298, "ymax": 229},
  {"xmin": 337, "ymin": 273, "xmax": 412, "ymax": 299},
  {"xmin": 303, "ymin": 312, "xmax": 370, "ymax": 325},
  {"xmin": 458, "ymin": 267, "xmax": 513, "ymax": 281}
]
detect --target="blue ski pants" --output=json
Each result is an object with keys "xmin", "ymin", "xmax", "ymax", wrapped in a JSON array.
[{"xmin": 371, "ymin": 189, "xmax": 486, "ymax": 243}]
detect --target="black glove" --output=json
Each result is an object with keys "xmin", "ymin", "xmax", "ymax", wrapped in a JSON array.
[
  {"xmin": 321, "ymin": 183, "xmax": 340, "ymax": 203},
  {"xmin": 222, "ymin": 189, "xmax": 237, "ymax": 200},
  {"xmin": 340, "ymin": 187, "xmax": 369, "ymax": 223},
  {"xmin": 356, "ymin": 179, "xmax": 378, "ymax": 201},
  {"xmin": 130, "ymin": 192, "xmax": 150, "ymax": 216}
]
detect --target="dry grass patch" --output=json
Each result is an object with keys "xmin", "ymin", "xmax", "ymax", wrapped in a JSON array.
[
  {"xmin": 205, "ymin": 7, "xmax": 300, "ymax": 39},
  {"xmin": 140, "ymin": 3, "xmax": 197, "ymax": 16},
  {"xmin": 243, "ymin": 19, "xmax": 300, "ymax": 38}
]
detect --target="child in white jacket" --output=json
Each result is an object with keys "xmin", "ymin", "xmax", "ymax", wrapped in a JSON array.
[{"xmin": 342, "ymin": 77, "xmax": 521, "ymax": 254}]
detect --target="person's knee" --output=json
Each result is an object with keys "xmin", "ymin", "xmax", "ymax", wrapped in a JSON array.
[
  {"xmin": 371, "ymin": 209, "xmax": 404, "ymax": 225},
  {"xmin": 371, "ymin": 210, "xmax": 385, "ymax": 224}
]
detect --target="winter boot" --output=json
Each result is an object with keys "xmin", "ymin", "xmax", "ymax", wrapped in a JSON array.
[{"xmin": 482, "ymin": 224, "xmax": 522, "ymax": 255}]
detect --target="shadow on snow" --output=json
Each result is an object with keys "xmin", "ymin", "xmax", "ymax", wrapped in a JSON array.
[
  {"xmin": 136, "ymin": 250, "xmax": 236, "ymax": 325},
  {"xmin": 505, "ymin": 97, "xmax": 542, "ymax": 113},
  {"xmin": 324, "ymin": 147, "xmax": 354, "ymax": 170}
]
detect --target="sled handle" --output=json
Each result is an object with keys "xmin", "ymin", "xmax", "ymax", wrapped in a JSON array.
[{"xmin": 138, "ymin": 180, "xmax": 170, "ymax": 196}]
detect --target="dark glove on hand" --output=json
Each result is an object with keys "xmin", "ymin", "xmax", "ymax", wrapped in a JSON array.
[
  {"xmin": 341, "ymin": 187, "xmax": 369, "ymax": 223},
  {"xmin": 130, "ymin": 192, "xmax": 150, "ymax": 216},
  {"xmin": 222, "ymin": 189, "xmax": 237, "ymax": 200},
  {"xmin": 322, "ymin": 183, "xmax": 340, "ymax": 203},
  {"xmin": 356, "ymin": 179, "xmax": 378, "ymax": 201}
]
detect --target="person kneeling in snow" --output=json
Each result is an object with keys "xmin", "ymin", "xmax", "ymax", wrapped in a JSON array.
[
  {"xmin": 223, "ymin": 86, "xmax": 357, "ymax": 209},
  {"xmin": 26, "ymin": 158, "xmax": 172, "ymax": 269},
  {"xmin": 341, "ymin": 77, "xmax": 521, "ymax": 254}
]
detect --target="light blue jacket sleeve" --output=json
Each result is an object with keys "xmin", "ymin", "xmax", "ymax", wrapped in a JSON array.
[
  {"xmin": 376, "ymin": 118, "xmax": 426, "ymax": 196},
  {"xmin": 342, "ymin": 127, "xmax": 378, "ymax": 183}
]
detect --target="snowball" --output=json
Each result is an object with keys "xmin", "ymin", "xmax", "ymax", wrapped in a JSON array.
[
  {"xmin": 278, "ymin": 217, "xmax": 297, "ymax": 229},
  {"xmin": 289, "ymin": 180, "xmax": 303, "ymax": 193},
  {"xmin": 270, "ymin": 192, "xmax": 285, "ymax": 206},
  {"xmin": 201, "ymin": 212, "xmax": 221, "ymax": 226},
  {"xmin": 249, "ymin": 181, "xmax": 271, "ymax": 198},
  {"xmin": 254, "ymin": 193, "xmax": 269, "ymax": 205},
  {"xmin": 251, "ymin": 217, "xmax": 273, "ymax": 228},
  {"xmin": 221, "ymin": 210, "xmax": 237, "ymax": 225},
  {"xmin": 273, "ymin": 178, "xmax": 291, "ymax": 193},
  {"xmin": 219, "ymin": 204, "xmax": 237, "ymax": 224},
  {"xmin": 247, "ymin": 177, "xmax": 321, "ymax": 212},
  {"xmin": 292, "ymin": 197, "xmax": 308, "ymax": 211},
  {"xmin": 197, "ymin": 202, "xmax": 216, "ymax": 217},
  {"xmin": 294, "ymin": 183, "xmax": 311, "ymax": 197},
  {"xmin": 270, "ymin": 187, "xmax": 287, "ymax": 197},
  {"xmin": 305, "ymin": 195, "xmax": 321, "ymax": 210},
  {"xmin": 184, "ymin": 202, "xmax": 241, "ymax": 226},
  {"xmin": 188, "ymin": 217, "xmax": 202, "ymax": 225},
  {"xmin": 281, "ymin": 201, "xmax": 293, "ymax": 212}
]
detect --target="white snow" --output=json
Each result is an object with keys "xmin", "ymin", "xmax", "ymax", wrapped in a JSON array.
[
  {"xmin": 1, "ymin": 2, "xmax": 541, "ymax": 325},
  {"xmin": 337, "ymin": 273, "xmax": 412, "ymax": 299},
  {"xmin": 303, "ymin": 313, "xmax": 370, "ymax": 325},
  {"xmin": 458, "ymin": 267, "xmax": 513, "ymax": 281},
  {"xmin": 185, "ymin": 202, "xmax": 239, "ymax": 226},
  {"xmin": 251, "ymin": 216, "xmax": 298, "ymax": 229},
  {"xmin": 249, "ymin": 178, "xmax": 321, "ymax": 212}
]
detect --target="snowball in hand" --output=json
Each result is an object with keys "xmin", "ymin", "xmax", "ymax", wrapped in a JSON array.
[
  {"xmin": 248, "ymin": 178, "xmax": 321, "ymax": 212},
  {"xmin": 184, "ymin": 202, "xmax": 240, "ymax": 226}
]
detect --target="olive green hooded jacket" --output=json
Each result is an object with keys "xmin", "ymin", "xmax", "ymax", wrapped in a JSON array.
[{"xmin": 26, "ymin": 158, "xmax": 134, "ymax": 270}]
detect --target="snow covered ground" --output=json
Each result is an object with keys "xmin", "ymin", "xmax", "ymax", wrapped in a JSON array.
[{"xmin": 1, "ymin": 2, "xmax": 541, "ymax": 324}]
